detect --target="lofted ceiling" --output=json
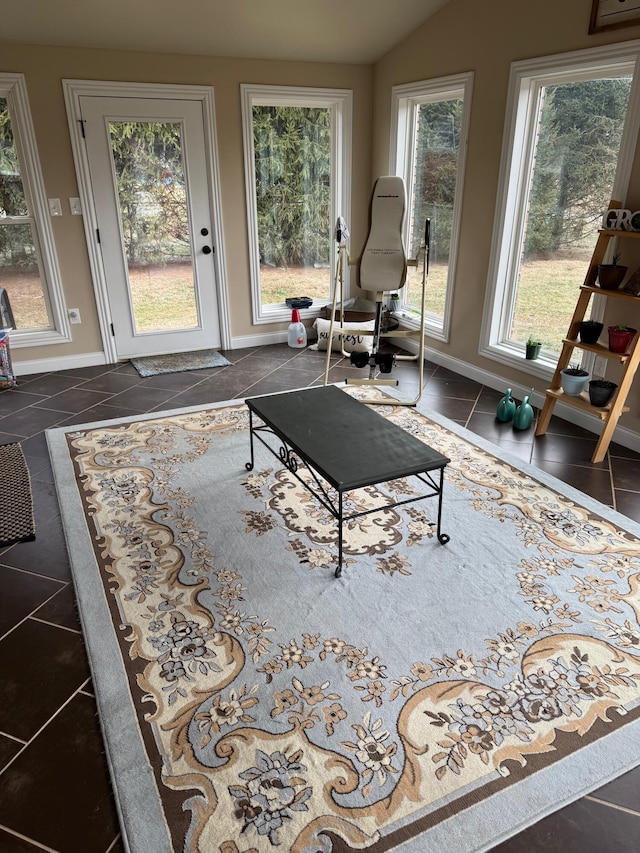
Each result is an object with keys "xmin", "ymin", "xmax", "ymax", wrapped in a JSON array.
[{"xmin": 0, "ymin": 0, "xmax": 451, "ymax": 65}]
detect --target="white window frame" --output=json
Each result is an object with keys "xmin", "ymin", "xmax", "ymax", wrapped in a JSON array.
[
  {"xmin": 479, "ymin": 42, "xmax": 640, "ymax": 377},
  {"xmin": 241, "ymin": 84, "xmax": 352, "ymax": 324},
  {"xmin": 0, "ymin": 73, "xmax": 70, "ymax": 346},
  {"xmin": 389, "ymin": 72, "xmax": 473, "ymax": 343}
]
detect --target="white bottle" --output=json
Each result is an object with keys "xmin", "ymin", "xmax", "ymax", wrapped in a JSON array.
[{"xmin": 287, "ymin": 309, "xmax": 307, "ymax": 348}]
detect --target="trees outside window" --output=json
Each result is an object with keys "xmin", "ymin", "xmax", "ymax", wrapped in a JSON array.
[
  {"xmin": 0, "ymin": 74, "xmax": 68, "ymax": 345},
  {"xmin": 391, "ymin": 73, "xmax": 473, "ymax": 342},
  {"xmin": 242, "ymin": 85, "xmax": 351, "ymax": 323},
  {"xmin": 481, "ymin": 44, "xmax": 640, "ymax": 370}
]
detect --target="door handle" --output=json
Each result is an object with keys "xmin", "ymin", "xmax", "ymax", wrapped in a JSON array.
[{"xmin": 202, "ymin": 245, "xmax": 212, "ymax": 255}]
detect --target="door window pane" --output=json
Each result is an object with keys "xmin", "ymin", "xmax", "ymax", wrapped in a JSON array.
[
  {"xmin": 253, "ymin": 105, "xmax": 331, "ymax": 307},
  {"xmin": 0, "ymin": 96, "xmax": 52, "ymax": 330},
  {"xmin": 406, "ymin": 98, "xmax": 463, "ymax": 320},
  {"xmin": 509, "ymin": 77, "xmax": 632, "ymax": 353},
  {"xmin": 108, "ymin": 120, "xmax": 198, "ymax": 333}
]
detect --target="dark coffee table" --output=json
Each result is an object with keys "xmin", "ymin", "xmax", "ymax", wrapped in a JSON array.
[{"xmin": 245, "ymin": 386, "xmax": 450, "ymax": 577}]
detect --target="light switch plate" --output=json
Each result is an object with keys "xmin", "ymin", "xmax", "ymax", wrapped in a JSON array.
[
  {"xmin": 48, "ymin": 198, "xmax": 62, "ymax": 216},
  {"xmin": 69, "ymin": 197, "xmax": 82, "ymax": 215}
]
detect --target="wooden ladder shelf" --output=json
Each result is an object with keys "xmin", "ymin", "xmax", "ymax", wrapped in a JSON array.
[{"xmin": 535, "ymin": 214, "xmax": 640, "ymax": 464}]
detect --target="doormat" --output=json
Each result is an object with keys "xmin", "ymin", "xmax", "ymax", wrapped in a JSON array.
[
  {"xmin": 130, "ymin": 349, "xmax": 231, "ymax": 378},
  {"xmin": 0, "ymin": 442, "xmax": 35, "ymax": 547}
]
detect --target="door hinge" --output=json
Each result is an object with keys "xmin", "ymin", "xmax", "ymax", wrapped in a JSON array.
[
  {"xmin": 96, "ymin": 228, "xmax": 101, "ymax": 244},
  {"xmin": 110, "ymin": 323, "xmax": 115, "ymax": 337},
  {"xmin": 78, "ymin": 119, "xmax": 86, "ymax": 139}
]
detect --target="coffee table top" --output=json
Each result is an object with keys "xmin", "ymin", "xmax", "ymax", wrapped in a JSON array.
[{"xmin": 246, "ymin": 385, "xmax": 449, "ymax": 492}]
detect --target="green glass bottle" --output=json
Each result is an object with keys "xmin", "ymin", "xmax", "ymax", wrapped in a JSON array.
[
  {"xmin": 513, "ymin": 391, "xmax": 534, "ymax": 431},
  {"xmin": 496, "ymin": 388, "xmax": 516, "ymax": 422}
]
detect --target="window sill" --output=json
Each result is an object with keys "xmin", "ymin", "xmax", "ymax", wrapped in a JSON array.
[
  {"xmin": 9, "ymin": 328, "xmax": 73, "ymax": 348},
  {"xmin": 479, "ymin": 341, "xmax": 557, "ymax": 380},
  {"xmin": 393, "ymin": 311, "xmax": 448, "ymax": 344}
]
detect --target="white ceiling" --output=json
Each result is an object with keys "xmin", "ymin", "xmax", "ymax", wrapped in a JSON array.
[{"xmin": 0, "ymin": 0, "xmax": 450, "ymax": 65}]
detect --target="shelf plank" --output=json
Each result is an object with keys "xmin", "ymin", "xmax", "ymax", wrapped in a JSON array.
[
  {"xmin": 580, "ymin": 284, "xmax": 640, "ymax": 303},
  {"xmin": 562, "ymin": 338, "xmax": 630, "ymax": 362},
  {"xmin": 545, "ymin": 388, "xmax": 630, "ymax": 419}
]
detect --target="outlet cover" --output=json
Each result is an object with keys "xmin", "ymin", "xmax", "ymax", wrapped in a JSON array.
[
  {"xmin": 48, "ymin": 198, "xmax": 62, "ymax": 216},
  {"xmin": 593, "ymin": 356, "xmax": 608, "ymax": 378}
]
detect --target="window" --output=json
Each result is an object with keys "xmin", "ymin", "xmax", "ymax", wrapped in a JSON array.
[
  {"xmin": 241, "ymin": 85, "xmax": 352, "ymax": 323},
  {"xmin": 390, "ymin": 73, "xmax": 473, "ymax": 341},
  {"xmin": 0, "ymin": 73, "xmax": 68, "ymax": 345},
  {"xmin": 481, "ymin": 44, "xmax": 640, "ymax": 372}
]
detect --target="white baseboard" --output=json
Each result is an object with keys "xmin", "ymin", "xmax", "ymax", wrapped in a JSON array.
[
  {"xmin": 231, "ymin": 331, "xmax": 289, "ymax": 348},
  {"xmin": 14, "ymin": 351, "xmax": 110, "ymax": 376}
]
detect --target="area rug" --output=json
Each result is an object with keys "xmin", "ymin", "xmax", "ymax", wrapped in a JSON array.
[
  {"xmin": 0, "ymin": 441, "xmax": 35, "ymax": 547},
  {"xmin": 46, "ymin": 388, "xmax": 640, "ymax": 853},
  {"xmin": 130, "ymin": 349, "xmax": 231, "ymax": 377}
]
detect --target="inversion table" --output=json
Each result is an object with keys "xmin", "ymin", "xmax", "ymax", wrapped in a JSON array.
[{"xmin": 245, "ymin": 386, "xmax": 450, "ymax": 577}]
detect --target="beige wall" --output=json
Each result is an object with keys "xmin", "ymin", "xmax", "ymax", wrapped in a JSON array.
[
  {"xmin": 373, "ymin": 0, "xmax": 640, "ymax": 438},
  {"xmin": 0, "ymin": 43, "xmax": 373, "ymax": 361}
]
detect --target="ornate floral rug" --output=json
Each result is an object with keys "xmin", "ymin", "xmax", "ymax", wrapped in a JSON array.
[{"xmin": 47, "ymin": 388, "xmax": 640, "ymax": 853}]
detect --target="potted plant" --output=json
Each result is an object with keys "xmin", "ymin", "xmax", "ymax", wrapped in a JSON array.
[
  {"xmin": 608, "ymin": 324, "xmax": 637, "ymax": 353},
  {"xmin": 525, "ymin": 335, "xmax": 542, "ymax": 359},
  {"xmin": 560, "ymin": 362, "xmax": 591, "ymax": 396},
  {"xmin": 588, "ymin": 379, "xmax": 618, "ymax": 407},
  {"xmin": 578, "ymin": 319, "xmax": 604, "ymax": 345},
  {"xmin": 597, "ymin": 252, "xmax": 628, "ymax": 290}
]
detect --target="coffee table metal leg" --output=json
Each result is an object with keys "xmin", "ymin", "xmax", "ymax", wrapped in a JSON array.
[
  {"xmin": 335, "ymin": 492, "xmax": 343, "ymax": 578},
  {"xmin": 436, "ymin": 466, "xmax": 450, "ymax": 545},
  {"xmin": 245, "ymin": 410, "xmax": 255, "ymax": 471}
]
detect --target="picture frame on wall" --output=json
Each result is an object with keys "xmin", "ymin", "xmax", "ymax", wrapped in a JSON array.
[{"xmin": 590, "ymin": 0, "xmax": 640, "ymax": 33}]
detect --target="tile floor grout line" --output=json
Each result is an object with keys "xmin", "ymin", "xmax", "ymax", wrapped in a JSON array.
[
  {"xmin": 0, "ymin": 562, "xmax": 67, "ymax": 586},
  {"xmin": 104, "ymin": 833, "xmax": 123, "ymax": 853},
  {"xmin": 584, "ymin": 794, "xmax": 640, "ymax": 817},
  {"xmin": 29, "ymin": 615, "xmax": 81, "ymax": 635},
  {"xmin": 606, "ymin": 451, "xmax": 618, "ymax": 512},
  {"xmin": 0, "ymin": 729, "xmax": 27, "ymax": 744},
  {"xmin": 0, "ymin": 824, "xmax": 60, "ymax": 852},
  {"xmin": 0, "ymin": 683, "xmax": 88, "ymax": 780},
  {"xmin": 0, "ymin": 585, "xmax": 71, "ymax": 643}
]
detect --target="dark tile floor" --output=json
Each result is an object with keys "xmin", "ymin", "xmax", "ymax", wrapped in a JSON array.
[{"xmin": 0, "ymin": 343, "xmax": 639, "ymax": 852}]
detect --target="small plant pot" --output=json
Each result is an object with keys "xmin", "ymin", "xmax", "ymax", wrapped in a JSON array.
[
  {"xmin": 597, "ymin": 265, "xmax": 628, "ymax": 290},
  {"xmin": 578, "ymin": 321, "xmax": 604, "ymax": 345},
  {"xmin": 608, "ymin": 326, "xmax": 637, "ymax": 353},
  {"xmin": 525, "ymin": 342, "xmax": 541, "ymax": 360},
  {"xmin": 560, "ymin": 368, "xmax": 591, "ymax": 396},
  {"xmin": 588, "ymin": 380, "xmax": 617, "ymax": 407}
]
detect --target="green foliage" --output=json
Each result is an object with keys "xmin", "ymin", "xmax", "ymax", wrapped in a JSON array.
[
  {"xmin": 410, "ymin": 98, "xmax": 463, "ymax": 261},
  {"xmin": 523, "ymin": 77, "xmax": 631, "ymax": 260},
  {"xmin": 109, "ymin": 121, "xmax": 190, "ymax": 265},
  {"xmin": 0, "ymin": 98, "xmax": 37, "ymax": 272},
  {"xmin": 253, "ymin": 106, "xmax": 331, "ymax": 267}
]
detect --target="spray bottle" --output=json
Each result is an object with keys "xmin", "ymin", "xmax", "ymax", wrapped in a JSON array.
[{"xmin": 287, "ymin": 309, "xmax": 307, "ymax": 348}]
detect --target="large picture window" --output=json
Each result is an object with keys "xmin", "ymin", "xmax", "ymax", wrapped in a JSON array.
[
  {"xmin": 0, "ymin": 73, "xmax": 68, "ymax": 346},
  {"xmin": 242, "ymin": 85, "xmax": 352, "ymax": 323},
  {"xmin": 481, "ymin": 44, "xmax": 640, "ymax": 372},
  {"xmin": 390, "ymin": 73, "xmax": 473, "ymax": 341}
]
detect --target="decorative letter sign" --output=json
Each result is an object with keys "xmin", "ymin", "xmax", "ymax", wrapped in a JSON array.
[{"xmin": 603, "ymin": 208, "xmax": 640, "ymax": 231}]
